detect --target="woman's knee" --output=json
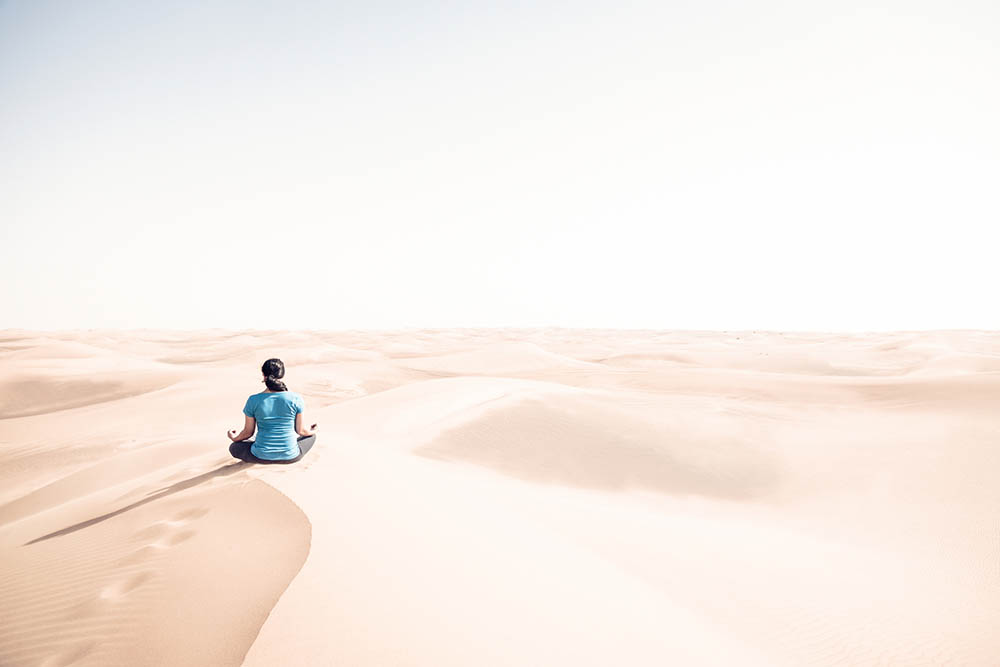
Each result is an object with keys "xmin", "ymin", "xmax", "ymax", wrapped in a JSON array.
[
  {"xmin": 229, "ymin": 441, "xmax": 252, "ymax": 460},
  {"xmin": 297, "ymin": 435, "xmax": 316, "ymax": 457}
]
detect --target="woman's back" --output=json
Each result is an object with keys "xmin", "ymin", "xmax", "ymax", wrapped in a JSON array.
[{"xmin": 244, "ymin": 391, "xmax": 304, "ymax": 460}]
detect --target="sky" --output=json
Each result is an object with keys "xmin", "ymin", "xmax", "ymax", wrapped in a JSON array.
[{"xmin": 2, "ymin": 0, "xmax": 998, "ymax": 331}]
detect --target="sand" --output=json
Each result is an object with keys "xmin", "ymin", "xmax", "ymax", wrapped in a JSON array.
[{"xmin": 1, "ymin": 328, "xmax": 998, "ymax": 665}]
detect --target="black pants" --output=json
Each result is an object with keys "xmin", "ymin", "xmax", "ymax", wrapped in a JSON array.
[{"xmin": 229, "ymin": 435, "xmax": 316, "ymax": 464}]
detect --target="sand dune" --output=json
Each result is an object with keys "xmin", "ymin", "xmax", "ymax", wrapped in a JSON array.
[
  {"xmin": 1, "ymin": 471, "xmax": 308, "ymax": 666},
  {"xmin": 0, "ymin": 344, "xmax": 185, "ymax": 419},
  {"xmin": 1, "ymin": 329, "xmax": 999, "ymax": 665},
  {"xmin": 416, "ymin": 391, "xmax": 780, "ymax": 499},
  {"xmin": 395, "ymin": 340, "xmax": 603, "ymax": 375}
]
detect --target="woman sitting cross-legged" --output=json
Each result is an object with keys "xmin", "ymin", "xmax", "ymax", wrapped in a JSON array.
[{"xmin": 228, "ymin": 357, "xmax": 317, "ymax": 464}]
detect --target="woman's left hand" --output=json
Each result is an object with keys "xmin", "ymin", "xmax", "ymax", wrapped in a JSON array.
[{"xmin": 227, "ymin": 429, "xmax": 240, "ymax": 442}]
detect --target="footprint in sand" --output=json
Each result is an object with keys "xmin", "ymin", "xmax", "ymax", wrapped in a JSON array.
[
  {"xmin": 130, "ymin": 507, "xmax": 209, "ymax": 540},
  {"xmin": 69, "ymin": 570, "xmax": 156, "ymax": 618},
  {"xmin": 166, "ymin": 528, "xmax": 196, "ymax": 546},
  {"xmin": 41, "ymin": 641, "xmax": 96, "ymax": 667},
  {"xmin": 119, "ymin": 507, "xmax": 209, "ymax": 564},
  {"xmin": 99, "ymin": 571, "xmax": 154, "ymax": 599},
  {"xmin": 130, "ymin": 522, "xmax": 171, "ymax": 541},
  {"xmin": 172, "ymin": 507, "xmax": 210, "ymax": 521},
  {"xmin": 116, "ymin": 543, "xmax": 167, "ymax": 566}
]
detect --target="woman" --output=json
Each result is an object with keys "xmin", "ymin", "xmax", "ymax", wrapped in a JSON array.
[{"xmin": 228, "ymin": 358, "xmax": 318, "ymax": 464}]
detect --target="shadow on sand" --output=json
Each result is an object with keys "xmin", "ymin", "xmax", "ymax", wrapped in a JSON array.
[{"xmin": 24, "ymin": 461, "xmax": 251, "ymax": 546}]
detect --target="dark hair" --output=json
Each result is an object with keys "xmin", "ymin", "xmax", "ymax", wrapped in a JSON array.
[{"xmin": 261, "ymin": 358, "xmax": 288, "ymax": 392}]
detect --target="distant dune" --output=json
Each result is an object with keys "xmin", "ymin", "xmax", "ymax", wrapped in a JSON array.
[{"xmin": 1, "ymin": 329, "xmax": 998, "ymax": 666}]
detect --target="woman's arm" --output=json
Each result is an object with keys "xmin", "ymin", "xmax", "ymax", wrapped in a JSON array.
[
  {"xmin": 295, "ymin": 412, "xmax": 317, "ymax": 437},
  {"xmin": 228, "ymin": 415, "xmax": 256, "ymax": 442}
]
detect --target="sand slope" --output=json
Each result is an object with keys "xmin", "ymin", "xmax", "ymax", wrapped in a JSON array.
[{"xmin": 1, "ymin": 329, "xmax": 999, "ymax": 665}]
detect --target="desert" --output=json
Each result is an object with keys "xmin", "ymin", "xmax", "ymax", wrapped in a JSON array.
[{"xmin": 1, "ymin": 328, "xmax": 998, "ymax": 665}]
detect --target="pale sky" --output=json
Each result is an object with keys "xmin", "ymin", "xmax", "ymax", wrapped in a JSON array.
[{"xmin": 2, "ymin": 0, "xmax": 998, "ymax": 331}]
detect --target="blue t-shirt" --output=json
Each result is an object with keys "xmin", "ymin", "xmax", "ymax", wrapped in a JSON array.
[{"xmin": 243, "ymin": 391, "xmax": 304, "ymax": 460}]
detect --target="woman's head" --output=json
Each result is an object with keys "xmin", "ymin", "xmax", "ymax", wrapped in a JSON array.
[{"xmin": 261, "ymin": 358, "xmax": 288, "ymax": 392}]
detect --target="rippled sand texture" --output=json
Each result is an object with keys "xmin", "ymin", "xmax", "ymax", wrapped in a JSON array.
[{"xmin": 1, "ymin": 329, "xmax": 998, "ymax": 666}]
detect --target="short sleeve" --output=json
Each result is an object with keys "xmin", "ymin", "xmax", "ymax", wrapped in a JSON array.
[
  {"xmin": 294, "ymin": 394, "xmax": 304, "ymax": 414},
  {"xmin": 242, "ymin": 396, "xmax": 255, "ymax": 417}
]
